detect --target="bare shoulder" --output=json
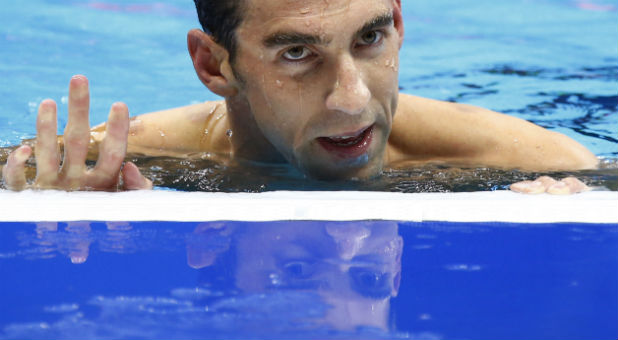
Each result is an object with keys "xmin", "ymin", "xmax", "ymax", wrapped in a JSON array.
[
  {"xmin": 91, "ymin": 100, "xmax": 232, "ymax": 157},
  {"xmin": 387, "ymin": 93, "xmax": 598, "ymax": 170}
]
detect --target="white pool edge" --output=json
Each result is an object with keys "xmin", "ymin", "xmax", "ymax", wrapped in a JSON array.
[{"xmin": 1, "ymin": 190, "xmax": 616, "ymax": 223}]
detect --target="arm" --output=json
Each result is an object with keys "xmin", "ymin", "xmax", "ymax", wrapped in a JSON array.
[
  {"xmin": 89, "ymin": 101, "xmax": 232, "ymax": 158},
  {"xmin": 389, "ymin": 94, "xmax": 598, "ymax": 171}
]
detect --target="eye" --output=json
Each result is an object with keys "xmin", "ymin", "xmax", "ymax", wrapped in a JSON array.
[
  {"xmin": 357, "ymin": 30, "xmax": 384, "ymax": 47},
  {"xmin": 283, "ymin": 260, "xmax": 315, "ymax": 279},
  {"xmin": 349, "ymin": 267, "xmax": 392, "ymax": 299},
  {"xmin": 282, "ymin": 46, "xmax": 313, "ymax": 62}
]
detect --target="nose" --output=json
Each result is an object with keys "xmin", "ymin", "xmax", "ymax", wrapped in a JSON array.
[
  {"xmin": 325, "ymin": 223, "xmax": 371, "ymax": 260},
  {"xmin": 325, "ymin": 55, "xmax": 371, "ymax": 116}
]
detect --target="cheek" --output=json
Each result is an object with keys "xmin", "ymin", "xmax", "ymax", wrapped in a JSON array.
[{"xmin": 244, "ymin": 77, "xmax": 315, "ymax": 151}]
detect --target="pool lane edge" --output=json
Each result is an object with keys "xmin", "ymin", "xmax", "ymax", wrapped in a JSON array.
[{"xmin": 0, "ymin": 190, "xmax": 616, "ymax": 223}]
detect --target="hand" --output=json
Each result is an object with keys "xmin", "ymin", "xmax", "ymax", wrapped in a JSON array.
[
  {"xmin": 2, "ymin": 75, "xmax": 152, "ymax": 191},
  {"xmin": 34, "ymin": 221, "xmax": 133, "ymax": 264},
  {"xmin": 510, "ymin": 176, "xmax": 590, "ymax": 195}
]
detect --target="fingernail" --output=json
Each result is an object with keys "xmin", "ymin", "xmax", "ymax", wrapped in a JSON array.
[
  {"xmin": 15, "ymin": 146, "xmax": 32, "ymax": 161},
  {"xmin": 70, "ymin": 75, "xmax": 88, "ymax": 87},
  {"xmin": 40, "ymin": 99, "xmax": 56, "ymax": 107},
  {"xmin": 70, "ymin": 256, "xmax": 87, "ymax": 264}
]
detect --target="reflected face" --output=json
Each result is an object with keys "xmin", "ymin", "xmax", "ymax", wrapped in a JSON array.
[
  {"xmin": 234, "ymin": 222, "xmax": 403, "ymax": 328},
  {"xmin": 232, "ymin": 0, "xmax": 404, "ymax": 179}
]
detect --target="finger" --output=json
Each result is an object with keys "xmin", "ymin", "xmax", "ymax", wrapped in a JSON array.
[
  {"xmin": 35, "ymin": 99, "xmax": 60, "ymax": 184},
  {"xmin": 121, "ymin": 161, "xmax": 153, "ymax": 190},
  {"xmin": 35, "ymin": 222, "xmax": 59, "ymax": 256},
  {"xmin": 561, "ymin": 177, "xmax": 590, "ymax": 193},
  {"xmin": 91, "ymin": 103, "xmax": 129, "ymax": 185},
  {"xmin": 547, "ymin": 177, "xmax": 589, "ymax": 195},
  {"xmin": 105, "ymin": 221, "xmax": 132, "ymax": 231},
  {"xmin": 61, "ymin": 75, "xmax": 91, "ymax": 179},
  {"xmin": 509, "ymin": 180, "xmax": 546, "ymax": 194},
  {"xmin": 65, "ymin": 221, "xmax": 91, "ymax": 264},
  {"xmin": 36, "ymin": 222, "xmax": 58, "ymax": 238},
  {"xmin": 2, "ymin": 145, "xmax": 32, "ymax": 190},
  {"xmin": 546, "ymin": 181, "xmax": 570, "ymax": 195},
  {"xmin": 533, "ymin": 176, "xmax": 558, "ymax": 188}
]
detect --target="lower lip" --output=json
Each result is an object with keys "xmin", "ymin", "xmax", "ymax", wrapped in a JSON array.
[{"xmin": 317, "ymin": 125, "xmax": 374, "ymax": 160}]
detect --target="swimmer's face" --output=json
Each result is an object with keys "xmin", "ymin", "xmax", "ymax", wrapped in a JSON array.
[
  {"xmin": 232, "ymin": 0, "xmax": 404, "ymax": 179},
  {"xmin": 234, "ymin": 221, "xmax": 403, "ymax": 330}
]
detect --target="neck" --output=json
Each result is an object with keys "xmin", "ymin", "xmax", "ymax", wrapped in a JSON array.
[{"xmin": 225, "ymin": 96, "xmax": 286, "ymax": 163}]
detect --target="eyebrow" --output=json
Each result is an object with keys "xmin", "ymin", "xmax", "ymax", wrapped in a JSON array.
[
  {"xmin": 263, "ymin": 12, "xmax": 394, "ymax": 48},
  {"xmin": 354, "ymin": 12, "xmax": 394, "ymax": 38}
]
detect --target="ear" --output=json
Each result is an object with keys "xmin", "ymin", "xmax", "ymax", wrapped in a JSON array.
[
  {"xmin": 392, "ymin": 0, "xmax": 405, "ymax": 49},
  {"xmin": 187, "ymin": 29, "xmax": 238, "ymax": 97}
]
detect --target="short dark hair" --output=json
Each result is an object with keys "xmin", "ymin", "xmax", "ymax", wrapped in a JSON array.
[{"xmin": 193, "ymin": 0, "xmax": 245, "ymax": 61}]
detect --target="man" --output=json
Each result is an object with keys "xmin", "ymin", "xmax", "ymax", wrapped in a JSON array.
[{"xmin": 1, "ymin": 0, "xmax": 597, "ymax": 193}]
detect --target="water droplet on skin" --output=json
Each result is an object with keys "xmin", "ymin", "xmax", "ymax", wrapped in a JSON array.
[
  {"xmin": 514, "ymin": 138, "xmax": 519, "ymax": 143},
  {"xmin": 226, "ymin": 129, "xmax": 233, "ymax": 138},
  {"xmin": 159, "ymin": 130, "xmax": 166, "ymax": 137},
  {"xmin": 275, "ymin": 80, "xmax": 283, "ymax": 88},
  {"xmin": 299, "ymin": 7, "xmax": 310, "ymax": 14},
  {"xmin": 129, "ymin": 119, "xmax": 142, "ymax": 136},
  {"xmin": 204, "ymin": 129, "xmax": 209, "ymax": 135},
  {"xmin": 215, "ymin": 112, "xmax": 225, "ymax": 120},
  {"xmin": 208, "ymin": 104, "xmax": 218, "ymax": 115}
]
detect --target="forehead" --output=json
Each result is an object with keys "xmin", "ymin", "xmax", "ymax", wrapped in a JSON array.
[{"xmin": 241, "ymin": 0, "xmax": 393, "ymax": 32}]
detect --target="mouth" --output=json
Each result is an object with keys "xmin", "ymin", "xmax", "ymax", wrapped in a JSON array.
[{"xmin": 316, "ymin": 124, "xmax": 374, "ymax": 160}]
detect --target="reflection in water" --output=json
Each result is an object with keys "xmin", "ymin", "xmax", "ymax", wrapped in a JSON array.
[
  {"xmin": 8, "ymin": 221, "xmax": 405, "ymax": 338},
  {"xmin": 3, "ymin": 220, "xmax": 617, "ymax": 339},
  {"xmin": 187, "ymin": 221, "xmax": 403, "ymax": 332}
]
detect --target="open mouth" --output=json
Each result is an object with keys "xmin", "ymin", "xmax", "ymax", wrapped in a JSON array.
[{"xmin": 317, "ymin": 124, "xmax": 374, "ymax": 159}]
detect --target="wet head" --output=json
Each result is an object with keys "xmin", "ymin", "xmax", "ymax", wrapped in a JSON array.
[{"xmin": 229, "ymin": 0, "xmax": 404, "ymax": 179}]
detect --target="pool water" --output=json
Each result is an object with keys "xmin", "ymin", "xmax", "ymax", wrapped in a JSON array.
[
  {"xmin": 0, "ymin": 0, "xmax": 617, "ymax": 192},
  {"xmin": 1, "ymin": 220, "xmax": 617, "ymax": 339},
  {"xmin": 0, "ymin": 1, "xmax": 617, "ymax": 339}
]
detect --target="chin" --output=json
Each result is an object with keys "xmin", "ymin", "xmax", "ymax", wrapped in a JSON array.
[{"xmin": 300, "ymin": 157, "xmax": 384, "ymax": 181}]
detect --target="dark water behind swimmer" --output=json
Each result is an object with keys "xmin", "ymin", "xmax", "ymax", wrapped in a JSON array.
[
  {"xmin": 1, "ymin": 148, "xmax": 617, "ymax": 192},
  {"xmin": 1, "ymin": 149, "xmax": 617, "ymax": 192},
  {"xmin": 133, "ymin": 155, "xmax": 618, "ymax": 192}
]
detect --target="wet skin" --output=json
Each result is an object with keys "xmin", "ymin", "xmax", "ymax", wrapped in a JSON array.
[
  {"xmin": 223, "ymin": 0, "xmax": 403, "ymax": 179},
  {"xmin": 1, "ymin": 0, "xmax": 598, "ymax": 192}
]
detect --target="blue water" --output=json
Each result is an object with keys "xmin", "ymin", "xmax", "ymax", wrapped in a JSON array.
[
  {"xmin": 0, "ymin": 220, "xmax": 617, "ymax": 339},
  {"xmin": 0, "ymin": 0, "xmax": 616, "ymax": 156},
  {"xmin": 1, "ymin": 1, "xmax": 618, "ymax": 339}
]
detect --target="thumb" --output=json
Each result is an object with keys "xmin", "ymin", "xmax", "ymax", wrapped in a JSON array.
[{"xmin": 121, "ymin": 161, "xmax": 153, "ymax": 190}]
